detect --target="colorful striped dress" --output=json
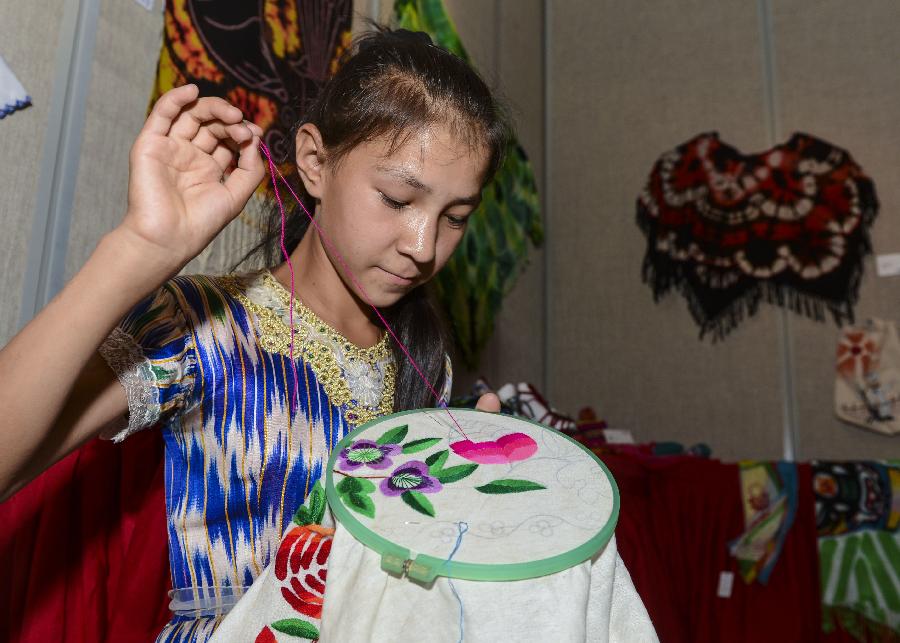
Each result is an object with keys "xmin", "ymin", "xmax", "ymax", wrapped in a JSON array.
[{"xmin": 98, "ymin": 269, "xmax": 450, "ymax": 642}]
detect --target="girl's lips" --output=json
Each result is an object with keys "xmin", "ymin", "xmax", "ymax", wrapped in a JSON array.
[{"xmin": 380, "ymin": 267, "xmax": 416, "ymax": 285}]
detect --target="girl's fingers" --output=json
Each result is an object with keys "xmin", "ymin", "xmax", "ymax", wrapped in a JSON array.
[
  {"xmin": 191, "ymin": 121, "xmax": 253, "ymax": 155},
  {"xmin": 168, "ymin": 96, "xmax": 244, "ymax": 141},
  {"xmin": 244, "ymin": 120, "xmax": 264, "ymax": 138},
  {"xmin": 141, "ymin": 84, "xmax": 200, "ymax": 136},
  {"xmin": 224, "ymin": 135, "xmax": 266, "ymax": 204},
  {"xmin": 211, "ymin": 142, "xmax": 236, "ymax": 174}
]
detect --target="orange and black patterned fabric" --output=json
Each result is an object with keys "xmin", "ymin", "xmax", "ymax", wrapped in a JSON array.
[
  {"xmin": 151, "ymin": 0, "xmax": 352, "ymax": 181},
  {"xmin": 637, "ymin": 132, "xmax": 878, "ymax": 340}
]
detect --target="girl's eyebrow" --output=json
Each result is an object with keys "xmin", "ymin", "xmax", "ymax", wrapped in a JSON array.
[
  {"xmin": 375, "ymin": 164, "xmax": 431, "ymax": 192},
  {"xmin": 375, "ymin": 164, "xmax": 482, "ymax": 207}
]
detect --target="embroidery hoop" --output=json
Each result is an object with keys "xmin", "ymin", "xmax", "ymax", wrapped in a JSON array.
[{"xmin": 324, "ymin": 407, "xmax": 619, "ymax": 583}]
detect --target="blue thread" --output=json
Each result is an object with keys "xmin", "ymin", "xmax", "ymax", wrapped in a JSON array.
[{"xmin": 444, "ymin": 521, "xmax": 469, "ymax": 643}]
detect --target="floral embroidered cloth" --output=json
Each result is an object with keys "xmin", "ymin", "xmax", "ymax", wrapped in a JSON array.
[
  {"xmin": 637, "ymin": 132, "xmax": 877, "ymax": 340},
  {"xmin": 211, "ymin": 410, "xmax": 657, "ymax": 642},
  {"xmin": 98, "ymin": 269, "xmax": 448, "ymax": 642}
]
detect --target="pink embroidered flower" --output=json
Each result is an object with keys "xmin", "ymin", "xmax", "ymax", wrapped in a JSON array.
[
  {"xmin": 836, "ymin": 331, "xmax": 877, "ymax": 378},
  {"xmin": 275, "ymin": 524, "xmax": 334, "ymax": 619},
  {"xmin": 450, "ymin": 432, "xmax": 538, "ymax": 464}
]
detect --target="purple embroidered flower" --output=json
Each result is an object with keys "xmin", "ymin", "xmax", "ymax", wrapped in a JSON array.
[
  {"xmin": 380, "ymin": 461, "xmax": 443, "ymax": 497},
  {"xmin": 338, "ymin": 440, "xmax": 400, "ymax": 471}
]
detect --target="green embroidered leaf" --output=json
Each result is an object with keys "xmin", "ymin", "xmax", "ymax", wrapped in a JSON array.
[
  {"xmin": 425, "ymin": 449, "xmax": 449, "ymax": 473},
  {"xmin": 436, "ymin": 464, "xmax": 478, "ymax": 484},
  {"xmin": 401, "ymin": 490, "xmax": 436, "ymax": 517},
  {"xmin": 376, "ymin": 424, "xmax": 409, "ymax": 445},
  {"xmin": 345, "ymin": 492, "xmax": 376, "ymax": 519},
  {"xmin": 271, "ymin": 618, "xmax": 320, "ymax": 638},
  {"xmin": 336, "ymin": 476, "xmax": 375, "ymax": 495},
  {"xmin": 402, "ymin": 437, "xmax": 441, "ymax": 454},
  {"xmin": 292, "ymin": 506, "xmax": 311, "ymax": 526},
  {"xmin": 336, "ymin": 476, "xmax": 362, "ymax": 494},
  {"xmin": 475, "ymin": 479, "xmax": 546, "ymax": 494},
  {"xmin": 293, "ymin": 481, "xmax": 326, "ymax": 526}
]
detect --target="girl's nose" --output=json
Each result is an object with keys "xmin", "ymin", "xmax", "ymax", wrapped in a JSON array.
[{"xmin": 397, "ymin": 212, "xmax": 437, "ymax": 265}]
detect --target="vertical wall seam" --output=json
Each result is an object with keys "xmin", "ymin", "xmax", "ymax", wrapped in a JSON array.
[
  {"xmin": 541, "ymin": 0, "xmax": 551, "ymax": 396},
  {"xmin": 757, "ymin": 0, "xmax": 800, "ymax": 461},
  {"xmin": 19, "ymin": 0, "xmax": 100, "ymax": 329}
]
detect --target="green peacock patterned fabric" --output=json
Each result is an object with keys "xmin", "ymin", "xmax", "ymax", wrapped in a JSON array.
[{"xmin": 394, "ymin": 0, "xmax": 544, "ymax": 369}]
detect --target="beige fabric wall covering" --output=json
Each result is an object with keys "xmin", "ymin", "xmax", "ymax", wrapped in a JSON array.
[
  {"xmin": 65, "ymin": 0, "xmax": 164, "ymax": 283},
  {"xmin": 772, "ymin": 1, "xmax": 900, "ymax": 459},
  {"xmin": 547, "ymin": 0, "xmax": 786, "ymax": 461},
  {"xmin": 0, "ymin": 1, "xmax": 64, "ymax": 347}
]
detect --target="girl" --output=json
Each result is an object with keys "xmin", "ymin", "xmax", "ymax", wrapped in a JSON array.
[{"xmin": 0, "ymin": 28, "xmax": 503, "ymax": 641}]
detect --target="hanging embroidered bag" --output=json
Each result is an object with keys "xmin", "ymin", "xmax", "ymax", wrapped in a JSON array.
[{"xmin": 834, "ymin": 318, "xmax": 900, "ymax": 436}]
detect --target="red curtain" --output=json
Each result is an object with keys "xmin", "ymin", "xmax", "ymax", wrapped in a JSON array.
[
  {"xmin": 0, "ymin": 431, "xmax": 170, "ymax": 642},
  {"xmin": 609, "ymin": 454, "xmax": 876, "ymax": 643}
]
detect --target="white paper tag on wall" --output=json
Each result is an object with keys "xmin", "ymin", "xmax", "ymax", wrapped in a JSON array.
[
  {"xmin": 133, "ymin": 0, "xmax": 154, "ymax": 10},
  {"xmin": 876, "ymin": 253, "xmax": 900, "ymax": 277},
  {"xmin": 602, "ymin": 428, "xmax": 635, "ymax": 444},
  {"xmin": 717, "ymin": 571, "xmax": 734, "ymax": 598}
]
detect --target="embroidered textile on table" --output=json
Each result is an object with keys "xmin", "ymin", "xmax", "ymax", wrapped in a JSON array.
[
  {"xmin": 637, "ymin": 132, "xmax": 878, "ymax": 340},
  {"xmin": 97, "ymin": 269, "xmax": 411, "ymax": 642}
]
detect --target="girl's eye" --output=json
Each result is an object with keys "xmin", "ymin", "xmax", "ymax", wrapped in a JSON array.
[
  {"xmin": 446, "ymin": 215, "xmax": 469, "ymax": 229},
  {"xmin": 379, "ymin": 193, "xmax": 408, "ymax": 210}
]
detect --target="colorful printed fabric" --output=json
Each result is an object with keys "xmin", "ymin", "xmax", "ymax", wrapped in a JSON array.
[
  {"xmin": 819, "ymin": 529, "xmax": 900, "ymax": 640},
  {"xmin": 813, "ymin": 461, "xmax": 900, "ymax": 536},
  {"xmin": 637, "ymin": 132, "xmax": 878, "ymax": 340},
  {"xmin": 729, "ymin": 461, "xmax": 798, "ymax": 584},
  {"xmin": 98, "ymin": 269, "xmax": 417, "ymax": 642},
  {"xmin": 395, "ymin": 0, "xmax": 543, "ymax": 368},
  {"xmin": 150, "ymin": 0, "xmax": 353, "ymax": 194}
]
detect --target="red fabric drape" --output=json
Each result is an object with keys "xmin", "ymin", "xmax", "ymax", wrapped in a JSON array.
[
  {"xmin": 609, "ymin": 454, "xmax": 878, "ymax": 643},
  {"xmin": 0, "ymin": 431, "xmax": 170, "ymax": 642}
]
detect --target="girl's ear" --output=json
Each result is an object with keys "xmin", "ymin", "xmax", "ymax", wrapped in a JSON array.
[{"xmin": 295, "ymin": 123, "xmax": 327, "ymax": 199}]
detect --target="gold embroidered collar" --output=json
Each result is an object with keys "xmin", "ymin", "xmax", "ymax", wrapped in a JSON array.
[{"xmin": 220, "ymin": 270, "xmax": 395, "ymax": 426}]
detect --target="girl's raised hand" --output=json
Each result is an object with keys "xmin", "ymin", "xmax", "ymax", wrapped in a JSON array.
[{"xmin": 120, "ymin": 84, "xmax": 266, "ymax": 270}]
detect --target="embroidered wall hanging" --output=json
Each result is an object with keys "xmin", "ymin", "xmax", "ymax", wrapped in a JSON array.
[
  {"xmin": 637, "ymin": 132, "xmax": 878, "ymax": 340},
  {"xmin": 0, "ymin": 54, "xmax": 30, "ymax": 119}
]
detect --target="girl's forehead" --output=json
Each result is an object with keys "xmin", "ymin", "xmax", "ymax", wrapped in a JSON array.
[{"xmin": 359, "ymin": 125, "xmax": 488, "ymax": 175}]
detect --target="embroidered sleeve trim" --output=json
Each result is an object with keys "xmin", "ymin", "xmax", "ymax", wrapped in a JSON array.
[{"xmin": 97, "ymin": 327, "xmax": 161, "ymax": 442}]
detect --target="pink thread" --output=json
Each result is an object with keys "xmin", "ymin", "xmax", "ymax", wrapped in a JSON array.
[
  {"xmin": 257, "ymin": 142, "xmax": 468, "ymax": 439},
  {"xmin": 263, "ymin": 146, "xmax": 300, "ymax": 413}
]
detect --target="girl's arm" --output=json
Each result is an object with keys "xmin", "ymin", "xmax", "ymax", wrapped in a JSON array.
[{"xmin": 0, "ymin": 85, "xmax": 265, "ymax": 501}]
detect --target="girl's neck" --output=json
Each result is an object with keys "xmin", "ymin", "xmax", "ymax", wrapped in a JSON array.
[{"xmin": 270, "ymin": 227, "xmax": 383, "ymax": 349}]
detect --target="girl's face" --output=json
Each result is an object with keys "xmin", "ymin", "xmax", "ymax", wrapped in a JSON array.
[{"xmin": 299, "ymin": 123, "xmax": 489, "ymax": 308}]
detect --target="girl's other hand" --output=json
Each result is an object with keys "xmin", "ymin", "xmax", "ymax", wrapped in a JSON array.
[
  {"xmin": 475, "ymin": 392, "xmax": 501, "ymax": 413},
  {"xmin": 120, "ymin": 84, "xmax": 266, "ymax": 270}
]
